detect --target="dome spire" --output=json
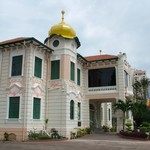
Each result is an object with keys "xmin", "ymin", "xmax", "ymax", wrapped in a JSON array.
[
  {"xmin": 48, "ymin": 10, "xmax": 77, "ymax": 39},
  {"xmin": 61, "ymin": 10, "xmax": 65, "ymax": 23}
]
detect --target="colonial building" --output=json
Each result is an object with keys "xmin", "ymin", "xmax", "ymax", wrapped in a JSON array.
[{"xmin": 0, "ymin": 11, "xmax": 133, "ymax": 141}]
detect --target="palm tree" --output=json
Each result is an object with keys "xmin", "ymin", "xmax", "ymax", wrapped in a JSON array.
[
  {"xmin": 133, "ymin": 78, "xmax": 150, "ymax": 103},
  {"xmin": 140, "ymin": 78, "xmax": 150, "ymax": 100},
  {"xmin": 133, "ymin": 80, "xmax": 142, "ymax": 100},
  {"xmin": 113, "ymin": 99, "xmax": 132, "ymax": 131}
]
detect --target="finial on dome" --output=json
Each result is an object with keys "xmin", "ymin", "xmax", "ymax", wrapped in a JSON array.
[
  {"xmin": 99, "ymin": 50, "xmax": 102, "ymax": 55},
  {"xmin": 61, "ymin": 10, "xmax": 65, "ymax": 23}
]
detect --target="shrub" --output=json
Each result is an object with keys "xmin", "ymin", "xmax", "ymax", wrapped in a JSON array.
[
  {"xmin": 28, "ymin": 128, "xmax": 65, "ymax": 140},
  {"xmin": 110, "ymin": 126, "xmax": 117, "ymax": 132},
  {"xmin": 140, "ymin": 122, "xmax": 150, "ymax": 132},
  {"xmin": 77, "ymin": 128, "xmax": 82, "ymax": 137},
  {"xmin": 102, "ymin": 125, "xmax": 109, "ymax": 132},
  {"xmin": 38, "ymin": 130, "xmax": 50, "ymax": 140},
  {"xmin": 120, "ymin": 130, "xmax": 148, "ymax": 138},
  {"xmin": 125, "ymin": 122, "xmax": 132, "ymax": 132},
  {"xmin": 85, "ymin": 127, "xmax": 91, "ymax": 134},
  {"xmin": 70, "ymin": 131, "xmax": 76, "ymax": 139},
  {"xmin": 28, "ymin": 129, "xmax": 39, "ymax": 140}
]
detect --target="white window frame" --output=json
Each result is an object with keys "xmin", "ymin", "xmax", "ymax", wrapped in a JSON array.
[
  {"xmin": 33, "ymin": 55, "xmax": 44, "ymax": 79},
  {"xmin": 7, "ymin": 95, "xmax": 22, "ymax": 119},
  {"xmin": 32, "ymin": 97, "xmax": 42, "ymax": 120},
  {"xmin": 10, "ymin": 49, "xmax": 25, "ymax": 77}
]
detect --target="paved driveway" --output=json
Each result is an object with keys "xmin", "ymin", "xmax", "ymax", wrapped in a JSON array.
[{"xmin": 0, "ymin": 133, "xmax": 150, "ymax": 150}]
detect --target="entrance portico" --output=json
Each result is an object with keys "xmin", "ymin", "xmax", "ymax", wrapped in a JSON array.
[{"xmin": 89, "ymin": 97, "xmax": 117, "ymax": 131}]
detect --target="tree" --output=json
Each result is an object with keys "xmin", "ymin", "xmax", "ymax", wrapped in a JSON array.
[
  {"xmin": 132, "ymin": 77, "xmax": 150, "ymax": 126},
  {"xmin": 133, "ymin": 80, "xmax": 142, "ymax": 100},
  {"xmin": 133, "ymin": 78, "xmax": 150, "ymax": 103},
  {"xmin": 140, "ymin": 78, "xmax": 150, "ymax": 100},
  {"xmin": 130, "ymin": 102, "xmax": 150, "ymax": 127},
  {"xmin": 113, "ymin": 99, "xmax": 132, "ymax": 131}
]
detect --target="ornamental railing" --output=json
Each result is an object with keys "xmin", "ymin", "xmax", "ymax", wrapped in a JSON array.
[{"xmin": 88, "ymin": 86, "xmax": 117, "ymax": 93}]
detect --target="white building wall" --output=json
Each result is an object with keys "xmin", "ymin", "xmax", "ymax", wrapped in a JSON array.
[
  {"xmin": 0, "ymin": 36, "xmax": 134, "ymax": 140},
  {"xmin": 116, "ymin": 53, "xmax": 130, "ymax": 131},
  {"xmin": 47, "ymin": 87, "xmax": 67, "ymax": 134},
  {"xmin": 81, "ymin": 67, "xmax": 89, "ymax": 128},
  {"xmin": 25, "ymin": 45, "xmax": 47, "ymax": 130},
  {"xmin": 107, "ymin": 103, "xmax": 112, "ymax": 128},
  {"xmin": 82, "ymin": 98, "xmax": 89, "ymax": 127},
  {"xmin": 117, "ymin": 53, "xmax": 126, "ymax": 100},
  {"xmin": 0, "ymin": 49, "xmax": 10, "ymax": 126},
  {"xmin": 0, "ymin": 50, "xmax": 2, "ymax": 83}
]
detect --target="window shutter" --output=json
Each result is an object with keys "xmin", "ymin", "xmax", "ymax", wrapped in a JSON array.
[
  {"xmin": 70, "ymin": 62, "xmax": 75, "ymax": 81},
  {"xmin": 51, "ymin": 60, "xmax": 60, "ymax": 79},
  {"xmin": 11, "ymin": 55, "xmax": 23, "ymax": 76},
  {"xmin": 33, "ymin": 98, "xmax": 41, "ymax": 119},
  {"xmin": 34, "ymin": 57, "xmax": 42, "ymax": 78},
  {"xmin": 9, "ymin": 97, "xmax": 20, "ymax": 118}
]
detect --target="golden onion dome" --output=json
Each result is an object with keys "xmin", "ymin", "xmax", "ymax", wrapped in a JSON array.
[{"xmin": 48, "ymin": 10, "xmax": 76, "ymax": 39}]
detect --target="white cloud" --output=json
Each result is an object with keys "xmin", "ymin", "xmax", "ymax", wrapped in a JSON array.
[{"xmin": 0, "ymin": 0, "xmax": 150, "ymax": 76}]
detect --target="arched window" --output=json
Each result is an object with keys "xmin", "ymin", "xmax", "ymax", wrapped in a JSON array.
[{"xmin": 70, "ymin": 100, "xmax": 74, "ymax": 120}]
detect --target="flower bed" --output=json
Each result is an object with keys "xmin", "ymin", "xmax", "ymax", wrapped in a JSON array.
[
  {"xmin": 27, "ymin": 137, "xmax": 68, "ymax": 142},
  {"xmin": 119, "ymin": 130, "xmax": 149, "ymax": 140}
]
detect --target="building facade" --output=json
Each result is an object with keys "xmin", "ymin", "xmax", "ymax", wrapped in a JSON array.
[
  {"xmin": 133, "ymin": 69, "xmax": 147, "ymax": 82},
  {"xmin": 0, "ymin": 11, "xmax": 133, "ymax": 141}
]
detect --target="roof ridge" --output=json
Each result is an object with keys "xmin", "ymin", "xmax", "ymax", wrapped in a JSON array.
[
  {"xmin": 84, "ymin": 54, "xmax": 117, "ymax": 58},
  {"xmin": 0, "ymin": 37, "xmax": 31, "ymax": 44},
  {"xmin": 84, "ymin": 54, "xmax": 118, "ymax": 62}
]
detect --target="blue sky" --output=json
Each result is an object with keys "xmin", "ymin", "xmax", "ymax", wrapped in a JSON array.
[{"xmin": 1, "ymin": 0, "xmax": 150, "ymax": 77}]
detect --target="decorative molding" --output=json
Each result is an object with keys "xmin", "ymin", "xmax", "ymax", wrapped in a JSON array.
[
  {"xmin": 69, "ymin": 81, "xmax": 77, "ymax": 90},
  {"xmin": 8, "ymin": 77, "xmax": 24, "ymax": 87},
  {"xmin": 31, "ymin": 77, "xmax": 45, "ymax": 97},
  {"xmin": 48, "ymin": 80, "xmax": 62, "ymax": 90},
  {"xmin": 32, "ymin": 85, "xmax": 43, "ymax": 97},
  {"xmin": 32, "ymin": 77, "xmax": 45, "ymax": 88},
  {"xmin": 7, "ymin": 77, "xmax": 24, "ymax": 96},
  {"xmin": 67, "ymin": 91, "xmax": 76, "ymax": 96},
  {"xmin": 6, "ymin": 83, "xmax": 23, "ymax": 96}
]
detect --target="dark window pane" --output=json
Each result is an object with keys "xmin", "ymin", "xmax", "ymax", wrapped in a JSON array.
[
  {"xmin": 51, "ymin": 60, "xmax": 60, "ymax": 79},
  {"xmin": 88, "ymin": 67, "xmax": 116, "ymax": 87},
  {"xmin": 9, "ymin": 97, "xmax": 20, "ymax": 118},
  {"xmin": 77, "ymin": 69, "xmax": 80, "ymax": 86},
  {"xmin": 34, "ymin": 57, "xmax": 42, "ymax": 78},
  {"xmin": 70, "ymin": 100, "xmax": 74, "ymax": 120},
  {"xmin": 11, "ymin": 55, "xmax": 23, "ymax": 76},
  {"xmin": 78, "ymin": 102, "xmax": 81, "ymax": 120},
  {"xmin": 108, "ymin": 108, "xmax": 111, "ymax": 121}
]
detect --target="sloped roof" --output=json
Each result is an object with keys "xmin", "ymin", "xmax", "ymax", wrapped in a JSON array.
[
  {"xmin": 0, "ymin": 37, "xmax": 53, "ymax": 52},
  {"xmin": 0, "ymin": 37, "xmax": 28, "ymax": 45},
  {"xmin": 84, "ymin": 54, "xmax": 118, "ymax": 62}
]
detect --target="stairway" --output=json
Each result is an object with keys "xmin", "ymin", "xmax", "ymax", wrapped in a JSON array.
[{"xmin": 92, "ymin": 127, "xmax": 104, "ymax": 133}]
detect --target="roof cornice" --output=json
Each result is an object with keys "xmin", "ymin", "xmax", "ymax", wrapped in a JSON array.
[{"xmin": 0, "ymin": 37, "xmax": 53, "ymax": 52}]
